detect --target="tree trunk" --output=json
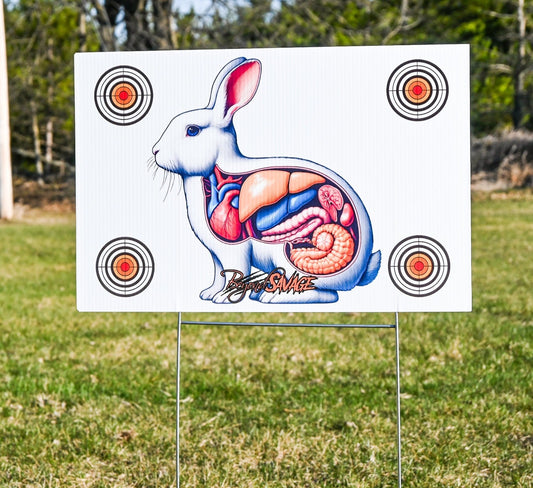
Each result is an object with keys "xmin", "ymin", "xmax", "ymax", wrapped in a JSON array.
[
  {"xmin": 0, "ymin": 2, "xmax": 13, "ymax": 220},
  {"xmin": 30, "ymin": 99, "xmax": 44, "ymax": 186},
  {"xmin": 383, "ymin": 0, "xmax": 416, "ymax": 44},
  {"xmin": 512, "ymin": 0, "xmax": 527, "ymax": 128},
  {"xmin": 46, "ymin": 38, "xmax": 55, "ymax": 176},
  {"xmin": 89, "ymin": 0, "xmax": 117, "ymax": 51},
  {"xmin": 125, "ymin": 0, "xmax": 155, "ymax": 50},
  {"xmin": 79, "ymin": 5, "xmax": 87, "ymax": 52},
  {"xmin": 153, "ymin": 0, "xmax": 173, "ymax": 49},
  {"xmin": 46, "ymin": 119, "xmax": 56, "ymax": 176}
]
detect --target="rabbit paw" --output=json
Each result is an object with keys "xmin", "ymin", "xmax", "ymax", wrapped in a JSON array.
[
  {"xmin": 200, "ymin": 286, "xmax": 223, "ymax": 301},
  {"xmin": 200, "ymin": 287, "xmax": 232, "ymax": 303},
  {"xmin": 211, "ymin": 290, "xmax": 234, "ymax": 304}
]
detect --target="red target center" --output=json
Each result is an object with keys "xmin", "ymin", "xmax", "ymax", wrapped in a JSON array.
[
  {"xmin": 112, "ymin": 254, "xmax": 139, "ymax": 281},
  {"xmin": 403, "ymin": 77, "xmax": 431, "ymax": 105},
  {"xmin": 110, "ymin": 82, "xmax": 137, "ymax": 109},
  {"xmin": 405, "ymin": 252, "xmax": 433, "ymax": 280}
]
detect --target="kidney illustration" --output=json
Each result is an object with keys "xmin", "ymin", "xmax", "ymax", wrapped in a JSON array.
[{"xmin": 151, "ymin": 57, "xmax": 381, "ymax": 304}]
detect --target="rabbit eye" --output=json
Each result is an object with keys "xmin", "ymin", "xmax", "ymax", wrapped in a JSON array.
[{"xmin": 186, "ymin": 125, "xmax": 201, "ymax": 137}]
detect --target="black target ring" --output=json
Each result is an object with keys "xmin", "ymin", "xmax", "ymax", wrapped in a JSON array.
[
  {"xmin": 388, "ymin": 235, "xmax": 450, "ymax": 297},
  {"xmin": 96, "ymin": 237, "xmax": 154, "ymax": 297},
  {"xmin": 387, "ymin": 60, "xmax": 448, "ymax": 121},
  {"xmin": 94, "ymin": 66, "xmax": 153, "ymax": 126}
]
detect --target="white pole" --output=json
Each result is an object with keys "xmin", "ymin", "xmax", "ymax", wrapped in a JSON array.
[
  {"xmin": 0, "ymin": 1, "xmax": 13, "ymax": 220},
  {"xmin": 177, "ymin": 312, "xmax": 182, "ymax": 488}
]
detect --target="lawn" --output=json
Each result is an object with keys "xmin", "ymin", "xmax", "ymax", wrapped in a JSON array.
[{"xmin": 0, "ymin": 192, "xmax": 532, "ymax": 487}]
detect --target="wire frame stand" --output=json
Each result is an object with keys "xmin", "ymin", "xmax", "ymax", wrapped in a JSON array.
[{"xmin": 177, "ymin": 312, "xmax": 402, "ymax": 488}]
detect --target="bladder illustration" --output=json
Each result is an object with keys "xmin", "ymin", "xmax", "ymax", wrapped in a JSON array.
[{"xmin": 151, "ymin": 57, "xmax": 380, "ymax": 304}]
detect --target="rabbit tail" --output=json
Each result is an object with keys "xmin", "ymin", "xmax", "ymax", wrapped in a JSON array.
[{"xmin": 357, "ymin": 250, "xmax": 381, "ymax": 286}]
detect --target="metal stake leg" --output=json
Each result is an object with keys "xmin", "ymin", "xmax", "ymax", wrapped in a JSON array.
[
  {"xmin": 177, "ymin": 312, "xmax": 182, "ymax": 488},
  {"xmin": 395, "ymin": 312, "xmax": 402, "ymax": 488},
  {"xmin": 177, "ymin": 313, "xmax": 401, "ymax": 486}
]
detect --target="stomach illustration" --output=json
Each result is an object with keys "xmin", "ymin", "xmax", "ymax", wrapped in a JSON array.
[{"xmin": 203, "ymin": 165, "xmax": 360, "ymax": 275}]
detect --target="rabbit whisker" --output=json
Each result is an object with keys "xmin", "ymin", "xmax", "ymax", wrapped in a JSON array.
[
  {"xmin": 147, "ymin": 155, "xmax": 182, "ymax": 200},
  {"xmin": 160, "ymin": 170, "xmax": 169, "ymax": 190},
  {"xmin": 163, "ymin": 172, "xmax": 175, "ymax": 201},
  {"xmin": 147, "ymin": 157, "xmax": 159, "ymax": 179}
]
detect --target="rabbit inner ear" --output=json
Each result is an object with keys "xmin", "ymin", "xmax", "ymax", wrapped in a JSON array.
[
  {"xmin": 223, "ymin": 60, "xmax": 261, "ymax": 120},
  {"xmin": 207, "ymin": 57, "xmax": 246, "ymax": 109}
]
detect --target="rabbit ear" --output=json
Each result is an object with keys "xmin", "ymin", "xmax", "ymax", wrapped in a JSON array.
[
  {"xmin": 212, "ymin": 58, "xmax": 262, "ymax": 124},
  {"xmin": 207, "ymin": 57, "xmax": 247, "ymax": 109}
]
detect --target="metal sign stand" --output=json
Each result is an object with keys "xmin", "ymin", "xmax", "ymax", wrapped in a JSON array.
[{"xmin": 177, "ymin": 312, "xmax": 402, "ymax": 488}]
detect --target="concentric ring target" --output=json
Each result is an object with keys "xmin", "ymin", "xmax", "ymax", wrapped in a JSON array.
[
  {"xmin": 386, "ymin": 60, "xmax": 448, "ymax": 121},
  {"xmin": 94, "ymin": 66, "xmax": 153, "ymax": 125},
  {"xmin": 96, "ymin": 237, "xmax": 154, "ymax": 297},
  {"xmin": 388, "ymin": 235, "xmax": 450, "ymax": 297}
]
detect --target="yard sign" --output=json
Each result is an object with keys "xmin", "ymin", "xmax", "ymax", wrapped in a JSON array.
[{"xmin": 75, "ymin": 45, "xmax": 471, "ymax": 313}]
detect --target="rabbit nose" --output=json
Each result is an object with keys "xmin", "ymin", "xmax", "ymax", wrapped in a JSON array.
[{"xmin": 152, "ymin": 148, "xmax": 159, "ymax": 157}]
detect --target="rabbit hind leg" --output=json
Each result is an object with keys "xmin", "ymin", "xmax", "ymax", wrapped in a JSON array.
[{"xmin": 199, "ymin": 253, "xmax": 225, "ymax": 300}]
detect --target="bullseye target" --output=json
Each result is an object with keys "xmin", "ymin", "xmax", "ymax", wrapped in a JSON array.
[
  {"xmin": 388, "ymin": 235, "xmax": 450, "ymax": 297},
  {"xmin": 94, "ymin": 66, "xmax": 153, "ymax": 125},
  {"xmin": 96, "ymin": 237, "xmax": 154, "ymax": 297},
  {"xmin": 387, "ymin": 60, "xmax": 448, "ymax": 121}
]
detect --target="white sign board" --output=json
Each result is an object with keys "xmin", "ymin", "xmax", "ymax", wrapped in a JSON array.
[{"xmin": 75, "ymin": 45, "xmax": 471, "ymax": 313}]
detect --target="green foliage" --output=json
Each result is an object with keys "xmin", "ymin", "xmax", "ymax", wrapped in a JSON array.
[
  {"xmin": 411, "ymin": 0, "xmax": 532, "ymax": 134},
  {"xmin": 195, "ymin": 0, "xmax": 532, "ymax": 135},
  {"xmin": 5, "ymin": 0, "xmax": 99, "ymax": 175},
  {"xmin": 2, "ymin": 0, "xmax": 532, "ymax": 180}
]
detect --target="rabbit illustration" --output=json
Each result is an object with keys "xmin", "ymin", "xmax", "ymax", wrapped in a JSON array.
[{"xmin": 152, "ymin": 57, "xmax": 381, "ymax": 304}]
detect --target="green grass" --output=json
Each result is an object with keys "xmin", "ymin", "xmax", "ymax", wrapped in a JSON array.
[{"xmin": 1, "ymin": 193, "xmax": 532, "ymax": 487}]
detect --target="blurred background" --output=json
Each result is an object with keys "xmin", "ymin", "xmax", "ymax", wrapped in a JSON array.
[
  {"xmin": 1, "ymin": 0, "xmax": 532, "ymax": 201},
  {"xmin": 0, "ymin": 3, "xmax": 531, "ymax": 486}
]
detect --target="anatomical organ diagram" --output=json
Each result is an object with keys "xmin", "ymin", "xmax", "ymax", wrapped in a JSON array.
[
  {"xmin": 206, "ymin": 166, "xmax": 359, "ymax": 276},
  {"xmin": 152, "ymin": 56, "xmax": 381, "ymax": 304}
]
